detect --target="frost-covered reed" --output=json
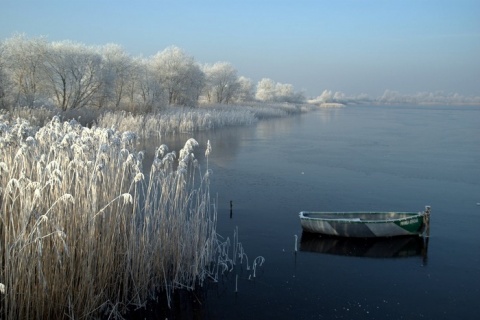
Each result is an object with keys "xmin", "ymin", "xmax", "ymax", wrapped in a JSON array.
[
  {"xmin": 0, "ymin": 107, "xmax": 54, "ymax": 128},
  {"xmin": 1, "ymin": 105, "xmax": 103, "ymax": 128},
  {"xmin": 2, "ymin": 101, "xmax": 312, "ymax": 141},
  {"xmin": 0, "ymin": 116, "xmax": 233, "ymax": 319},
  {"xmin": 96, "ymin": 102, "xmax": 313, "ymax": 138},
  {"xmin": 96, "ymin": 107, "xmax": 257, "ymax": 137}
]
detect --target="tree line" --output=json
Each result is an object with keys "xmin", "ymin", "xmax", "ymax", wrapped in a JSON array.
[{"xmin": 0, "ymin": 34, "xmax": 305, "ymax": 112}]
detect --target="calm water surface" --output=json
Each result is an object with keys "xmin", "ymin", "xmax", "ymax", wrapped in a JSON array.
[{"xmin": 137, "ymin": 105, "xmax": 480, "ymax": 319}]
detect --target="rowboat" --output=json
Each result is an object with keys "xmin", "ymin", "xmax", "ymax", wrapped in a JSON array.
[{"xmin": 299, "ymin": 206, "xmax": 431, "ymax": 238}]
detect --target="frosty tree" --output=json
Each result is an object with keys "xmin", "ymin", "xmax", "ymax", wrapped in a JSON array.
[
  {"xmin": 203, "ymin": 62, "xmax": 240, "ymax": 104},
  {"xmin": 255, "ymin": 78, "xmax": 276, "ymax": 102},
  {"xmin": 151, "ymin": 46, "xmax": 205, "ymax": 106},
  {"xmin": 1, "ymin": 34, "xmax": 48, "ymax": 107},
  {"xmin": 255, "ymin": 77, "xmax": 304, "ymax": 103},
  {"xmin": 235, "ymin": 76, "xmax": 255, "ymax": 102},
  {"xmin": 0, "ymin": 45, "xmax": 8, "ymax": 109},
  {"xmin": 99, "ymin": 44, "xmax": 134, "ymax": 109},
  {"xmin": 123, "ymin": 57, "xmax": 167, "ymax": 112},
  {"xmin": 43, "ymin": 41, "xmax": 104, "ymax": 110},
  {"xmin": 0, "ymin": 34, "xmax": 309, "ymax": 111}
]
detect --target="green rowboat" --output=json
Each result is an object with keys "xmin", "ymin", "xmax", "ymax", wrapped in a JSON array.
[{"xmin": 299, "ymin": 206, "xmax": 431, "ymax": 238}]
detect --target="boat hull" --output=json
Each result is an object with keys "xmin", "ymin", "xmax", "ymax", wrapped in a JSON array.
[{"xmin": 299, "ymin": 211, "xmax": 427, "ymax": 238}]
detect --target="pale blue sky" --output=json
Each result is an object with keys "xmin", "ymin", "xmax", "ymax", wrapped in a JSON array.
[{"xmin": 1, "ymin": 0, "xmax": 479, "ymax": 97}]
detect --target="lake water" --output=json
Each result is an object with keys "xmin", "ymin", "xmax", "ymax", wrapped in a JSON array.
[{"xmin": 133, "ymin": 105, "xmax": 480, "ymax": 319}]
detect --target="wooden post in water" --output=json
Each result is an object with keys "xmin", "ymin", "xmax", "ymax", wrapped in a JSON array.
[
  {"xmin": 294, "ymin": 235, "xmax": 298, "ymax": 253},
  {"xmin": 423, "ymin": 206, "xmax": 431, "ymax": 237},
  {"xmin": 230, "ymin": 200, "xmax": 233, "ymax": 218}
]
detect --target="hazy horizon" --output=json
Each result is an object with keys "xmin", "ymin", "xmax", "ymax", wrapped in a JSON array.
[{"xmin": 1, "ymin": 0, "xmax": 479, "ymax": 98}]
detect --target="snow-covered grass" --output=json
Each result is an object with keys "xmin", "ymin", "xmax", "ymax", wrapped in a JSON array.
[{"xmin": 0, "ymin": 117, "xmax": 263, "ymax": 319}]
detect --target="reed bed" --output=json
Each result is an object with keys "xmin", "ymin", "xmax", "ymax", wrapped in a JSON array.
[
  {"xmin": 0, "ymin": 116, "xmax": 263, "ymax": 319},
  {"xmin": 96, "ymin": 102, "xmax": 313, "ymax": 138},
  {"xmin": 96, "ymin": 107, "xmax": 257, "ymax": 137},
  {"xmin": 2, "ymin": 101, "xmax": 313, "ymax": 139},
  {"xmin": 0, "ymin": 107, "xmax": 54, "ymax": 129}
]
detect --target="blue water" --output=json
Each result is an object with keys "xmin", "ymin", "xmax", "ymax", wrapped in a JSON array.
[{"xmin": 136, "ymin": 105, "xmax": 480, "ymax": 319}]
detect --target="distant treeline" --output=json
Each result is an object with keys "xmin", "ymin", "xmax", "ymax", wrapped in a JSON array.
[
  {"xmin": 309, "ymin": 89, "xmax": 480, "ymax": 106},
  {"xmin": 0, "ymin": 34, "xmax": 305, "ymax": 112}
]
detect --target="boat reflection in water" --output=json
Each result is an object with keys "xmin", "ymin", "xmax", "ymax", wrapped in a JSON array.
[{"xmin": 300, "ymin": 232, "xmax": 429, "ymax": 262}]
